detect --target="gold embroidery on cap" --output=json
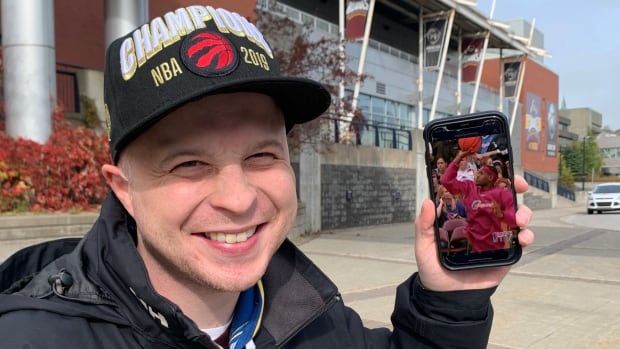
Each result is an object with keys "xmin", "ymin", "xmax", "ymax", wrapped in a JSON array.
[
  {"xmin": 240, "ymin": 46, "xmax": 270, "ymax": 71},
  {"xmin": 104, "ymin": 104, "xmax": 112, "ymax": 141},
  {"xmin": 151, "ymin": 57, "xmax": 183, "ymax": 87},
  {"xmin": 119, "ymin": 5, "xmax": 273, "ymax": 81}
]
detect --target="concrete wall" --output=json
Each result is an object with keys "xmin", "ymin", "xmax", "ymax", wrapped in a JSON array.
[
  {"xmin": 0, "ymin": 214, "xmax": 97, "ymax": 241},
  {"xmin": 292, "ymin": 135, "xmax": 420, "ymax": 232},
  {"xmin": 76, "ymin": 69, "xmax": 105, "ymax": 127},
  {"xmin": 320, "ymin": 142, "xmax": 417, "ymax": 229},
  {"xmin": 0, "ymin": 213, "xmax": 97, "ymax": 262},
  {"xmin": 320, "ymin": 164, "xmax": 415, "ymax": 229}
]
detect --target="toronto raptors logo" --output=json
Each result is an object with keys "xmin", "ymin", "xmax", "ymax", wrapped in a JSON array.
[{"xmin": 180, "ymin": 31, "xmax": 239, "ymax": 77}]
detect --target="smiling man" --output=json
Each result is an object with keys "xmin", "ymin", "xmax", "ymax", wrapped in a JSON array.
[
  {"xmin": 0, "ymin": 4, "xmax": 535, "ymax": 349},
  {"xmin": 105, "ymin": 93, "xmax": 298, "ymax": 331}
]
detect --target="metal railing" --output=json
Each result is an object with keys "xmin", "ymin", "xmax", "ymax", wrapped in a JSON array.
[
  {"xmin": 523, "ymin": 170, "xmax": 549, "ymax": 192},
  {"xmin": 326, "ymin": 117, "xmax": 412, "ymax": 150},
  {"xmin": 557, "ymin": 184, "xmax": 576, "ymax": 201},
  {"xmin": 524, "ymin": 170, "xmax": 576, "ymax": 201}
]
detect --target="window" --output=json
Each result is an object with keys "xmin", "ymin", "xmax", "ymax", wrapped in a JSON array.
[
  {"xmin": 601, "ymin": 147, "xmax": 620, "ymax": 159},
  {"xmin": 399, "ymin": 104, "xmax": 413, "ymax": 129},
  {"xmin": 386, "ymin": 100, "xmax": 397, "ymax": 121},
  {"xmin": 352, "ymin": 91, "xmax": 415, "ymax": 129},
  {"xmin": 422, "ymin": 109, "xmax": 430, "ymax": 126},
  {"xmin": 358, "ymin": 93, "xmax": 370, "ymax": 117},
  {"xmin": 344, "ymin": 92, "xmax": 415, "ymax": 149},
  {"xmin": 371, "ymin": 96, "xmax": 385, "ymax": 125}
]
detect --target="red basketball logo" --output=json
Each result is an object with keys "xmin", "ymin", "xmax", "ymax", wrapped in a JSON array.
[{"xmin": 181, "ymin": 31, "xmax": 239, "ymax": 77}]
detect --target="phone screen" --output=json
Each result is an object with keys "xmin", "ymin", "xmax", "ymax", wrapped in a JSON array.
[{"xmin": 423, "ymin": 111, "xmax": 521, "ymax": 270}]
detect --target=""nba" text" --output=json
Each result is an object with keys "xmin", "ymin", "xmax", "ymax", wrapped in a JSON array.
[{"xmin": 151, "ymin": 58, "xmax": 183, "ymax": 87}]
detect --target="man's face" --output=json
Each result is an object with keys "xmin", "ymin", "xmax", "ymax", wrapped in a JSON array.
[
  {"xmin": 117, "ymin": 92, "xmax": 296, "ymax": 293},
  {"xmin": 475, "ymin": 168, "xmax": 492, "ymax": 186}
]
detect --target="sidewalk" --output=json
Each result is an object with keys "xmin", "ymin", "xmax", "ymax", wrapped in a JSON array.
[{"xmin": 297, "ymin": 205, "xmax": 620, "ymax": 348}]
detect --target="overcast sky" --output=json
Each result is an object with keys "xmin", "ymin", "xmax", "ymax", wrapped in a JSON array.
[{"xmin": 476, "ymin": 0, "xmax": 620, "ymax": 130}]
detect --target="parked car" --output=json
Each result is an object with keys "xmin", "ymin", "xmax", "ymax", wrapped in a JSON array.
[{"xmin": 587, "ymin": 182, "xmax": 620, "ymax": 214}]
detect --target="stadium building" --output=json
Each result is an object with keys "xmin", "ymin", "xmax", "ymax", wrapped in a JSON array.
[{"xmin": 1, "ymin": 0, "xmax": 572, "ymax": 232}]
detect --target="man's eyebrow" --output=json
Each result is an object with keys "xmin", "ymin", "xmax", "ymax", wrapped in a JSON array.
[
  {"xmin": 158, "ymin": 149, "xmax": 205, "ymax": 166},
  {"xmin": 251, "ymin": 139, "xmax": 285, "ymax": 151},
  {"xmin": 155, "ymin": 138, "xmax": 285, "ymax": 164}
]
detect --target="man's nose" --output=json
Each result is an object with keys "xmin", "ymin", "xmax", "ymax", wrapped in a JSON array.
[{"xmin": 208, "ymin": 166, "xmax": 257, "ymax": 214}]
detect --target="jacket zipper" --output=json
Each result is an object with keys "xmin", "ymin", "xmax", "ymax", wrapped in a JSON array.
[{"xmin": 275, "ymin": 292, "xmax": 342, "ymax": 348}]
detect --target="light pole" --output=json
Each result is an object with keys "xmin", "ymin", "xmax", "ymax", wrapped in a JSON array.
[{"xmin": 581, "ymin": 136, "xmax": 588, "ymax": 191}]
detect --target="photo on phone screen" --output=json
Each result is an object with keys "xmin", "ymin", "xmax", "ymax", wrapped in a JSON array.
[{"xmin": 423, "ymin": 111, "xmax": 521, "ymax": 270}]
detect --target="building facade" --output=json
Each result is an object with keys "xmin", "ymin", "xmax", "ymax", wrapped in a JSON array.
[
  {"xmin": 559, "ymin": 107, "xmax": 603, "ymax": 139},
  {"xmin": 1, "ymin": 0, "xmax": 574, "ymax": 230},
  {"xmin": 597, "ymin": 135, "xmax": 620, "ymax": 176}
]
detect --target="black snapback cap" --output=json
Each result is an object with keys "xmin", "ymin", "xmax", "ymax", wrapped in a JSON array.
[{"xmin": 104, "ymin": 5, "xmax": 331, "ymax": 162}]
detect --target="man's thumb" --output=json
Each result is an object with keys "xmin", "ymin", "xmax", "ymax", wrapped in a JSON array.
[{"xmin": 415, "ymin": 198, "xmax": 437, "ymax": 240}]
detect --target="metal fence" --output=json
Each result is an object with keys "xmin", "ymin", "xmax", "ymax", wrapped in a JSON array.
[
  {"xmin": 523, "ymin": 170, "xmax": 550, "ymax": 193},
  {"xmin": 524, "ymin": 170, "xmax": 576, "ymax": 201},
  {"xmin": 557, "ymin": 184, "xmax": 576, "ymax": 201},
  {"xmin": 326, "ymin": 117, "xmax": 412, "ymax": 151}
]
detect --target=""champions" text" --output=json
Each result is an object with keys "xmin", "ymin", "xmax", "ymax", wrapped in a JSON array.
[{"xmin": 119, "ymin": 5, "xmax": 273, "ymax": 81}]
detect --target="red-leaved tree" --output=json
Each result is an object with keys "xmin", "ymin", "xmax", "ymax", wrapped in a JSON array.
[
  {"xmin": 0, "ymin": 111, "xmax": 111, "ymax": 213},
  {"xmin": 255, "ymin": 3, "xmax": 366, "ymax": 150}
]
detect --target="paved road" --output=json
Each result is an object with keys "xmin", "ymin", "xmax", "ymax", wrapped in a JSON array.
[{"xmin": 298, "ymin": 206, "xmax": 620, "ymax": 349}]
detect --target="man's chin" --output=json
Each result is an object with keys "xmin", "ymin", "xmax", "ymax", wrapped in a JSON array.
[
  {"xmin": 211, "ymin": 276, "xmax": 262, "ymax": 293},
  {"xmin": 203, "ymin": 266, "xmax": 267, "ymax": 292}
]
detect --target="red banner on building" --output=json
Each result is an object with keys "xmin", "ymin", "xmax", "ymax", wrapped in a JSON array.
[
  {"xmin": 461, "ymin": 37, "xmax": 483, "ymax": 83},
  {"xmin": 346, "ymin": 0, "xmax": 369, "ymax": 40}
]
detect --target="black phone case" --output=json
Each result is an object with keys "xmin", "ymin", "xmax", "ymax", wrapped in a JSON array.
[{"xmin": 423, "ymin": 111, "xmax": 522, "ymax": 270}]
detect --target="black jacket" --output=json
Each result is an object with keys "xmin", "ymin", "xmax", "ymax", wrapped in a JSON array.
[{"xmin": 0, "ymin": 194, "xmax": 496, "ymax": 348}]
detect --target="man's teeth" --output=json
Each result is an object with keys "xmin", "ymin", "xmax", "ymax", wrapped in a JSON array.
[{"xmin": 205, "ymin": 227, "xmax": 256, "ymax": 243}]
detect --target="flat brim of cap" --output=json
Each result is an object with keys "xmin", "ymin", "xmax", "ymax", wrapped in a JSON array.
[{"xmin": 212, "ymin": 76, "xmax": 332, "ymax": 129}]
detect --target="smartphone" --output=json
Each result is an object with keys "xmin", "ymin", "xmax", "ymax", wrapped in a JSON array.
[{"xmin": 423, "ymin": 111, "xmax": 521, "ymax": 270}]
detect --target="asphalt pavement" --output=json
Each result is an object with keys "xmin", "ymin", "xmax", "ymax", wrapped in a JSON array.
[{"xmin": 298, "ymin": 205, "xmax": 620, "ymax": 349}]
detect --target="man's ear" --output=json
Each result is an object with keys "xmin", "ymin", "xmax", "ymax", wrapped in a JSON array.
[{"xmin": 102, "ymin": 164, "xmax": 134, "ymax": 216}]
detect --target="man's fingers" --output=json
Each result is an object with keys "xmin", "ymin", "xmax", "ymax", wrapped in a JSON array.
[
  {"xmin": 515, "ymin": 204, "xmax": 532, "ymax": 227},
  {"xmin": 415, "ymin": 198, "xmax": 436, "ymax": 238},
  {"xmin": 518, "ymin": 228, "xmax": 535, "ymax": 247},
  {"xmin": 515, "ymin": 204, "xmax": 534, "ymax": 247},
  {"xmin": 513, "ymin": 175, "xmax": 528, "ymax": 194}
]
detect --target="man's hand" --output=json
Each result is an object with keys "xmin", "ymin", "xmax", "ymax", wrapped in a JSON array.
[{"xmin": 414, "ymin": 175, "xmax": 534, "ymax": 291}]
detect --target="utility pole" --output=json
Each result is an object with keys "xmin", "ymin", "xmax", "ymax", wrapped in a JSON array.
[{"xmin": 581, "ymin": 136, "xmax": 588, "ymax": 191}]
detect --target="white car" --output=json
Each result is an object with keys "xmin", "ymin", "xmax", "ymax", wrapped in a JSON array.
[{"xmin": 587, "ymin": 182, "xmax": 620, "ymax": 214}]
